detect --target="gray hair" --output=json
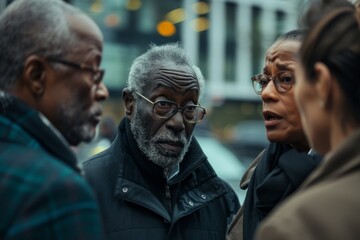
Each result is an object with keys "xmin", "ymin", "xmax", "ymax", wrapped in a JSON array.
[
  {"xmin": 0, "ymin": 0, "xmax": 84, "ymax": 90},
  {"xmin": 276, "ymin": 29, "xmax": 304, "ymax": 42},
  {"xmin": 127, "ymin": 43, "xmax": 205, "ymax": 100}
]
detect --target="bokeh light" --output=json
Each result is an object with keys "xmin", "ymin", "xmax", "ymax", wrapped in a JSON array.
[
  {"xmin": 125, "ymin": 0, "xmax": 142, "ymax": 11},
  {"xmin": 157, "ymin": 20, "xmax": 176, "ymax": 37},
  {"xmin": 191, "ymin": 17, "xmax": 209, "ymax": 32},
  {"xmin": 166, "ymin": 8, "xmax": 187, "ymax": 24},
  {"xmin": 90, "ymin": 0, "xmax": 103, "ymax": 13},
  {"xmin": 105, "ymin": 14, "xmax": 120, "ymax": 28},
  {"xmin": 192, "ymin": 2, "xmax": 209, "ymax": 15}
]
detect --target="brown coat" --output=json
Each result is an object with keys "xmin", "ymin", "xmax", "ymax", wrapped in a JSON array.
[{"xmin": 255, "ymin": 129, "xmax": 360, "ymax": 240}]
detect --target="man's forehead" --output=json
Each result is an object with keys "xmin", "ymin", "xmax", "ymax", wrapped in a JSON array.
[
  {"xmin": 156, "ymin": 66, "xmax": 197, "ymax": 78},
  {"xmin": 146, "ymin": 66, "xmax": 199, "ymax": 94},
  {"xmin": 66, "ymin": 13, "xmax": 103, "ymax": 50}
]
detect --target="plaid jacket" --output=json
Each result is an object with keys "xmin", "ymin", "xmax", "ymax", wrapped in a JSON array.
[{"xmin": 0, "ymin": 96, "xmax": 103, "ymax": 239}]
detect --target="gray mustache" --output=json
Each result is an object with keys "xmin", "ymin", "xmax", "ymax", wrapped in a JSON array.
[{"xmin": 152, "ymin": 132, "xmax": 187, "ymax": 145}]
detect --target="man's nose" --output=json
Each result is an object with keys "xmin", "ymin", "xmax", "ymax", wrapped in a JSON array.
[
  {"xmin": 95, "ymin": 82, "xmax": 109, "ymax": 101},
  {"xmin": 167, "ymin": 110, "xmax": 185, "ymax": 132}
]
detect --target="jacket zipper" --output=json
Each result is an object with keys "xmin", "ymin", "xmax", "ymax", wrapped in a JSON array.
[{"xmin": 165, "ymin": 185, "xmax": 171, "ymax": 198}]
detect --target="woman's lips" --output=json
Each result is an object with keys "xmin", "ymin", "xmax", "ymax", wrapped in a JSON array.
[{"xmin": 263, "ymin": 110, "xmax": 282, "ymax": 127}]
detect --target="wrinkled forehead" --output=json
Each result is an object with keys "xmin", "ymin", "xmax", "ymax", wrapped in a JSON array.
[
  {"xmin": 146, "ymin": 64, "xmax": 200, "ymax": 95},
  {"xmin": 264, "ymin": 40, "xmax": 301, "ymax": 72},
  {"xmin": 266, "ymin": 40, "xmax": 300, "ymax": 61}
]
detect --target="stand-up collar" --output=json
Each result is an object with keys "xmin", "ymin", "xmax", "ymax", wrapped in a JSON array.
[{"xmin": 0, "ymin": 94, "xmax": 79, "ymax": 172}]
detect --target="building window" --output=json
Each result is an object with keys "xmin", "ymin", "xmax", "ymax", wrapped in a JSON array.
[
  {"xmin": 251, "ymin": 6, "xmax": 262, "ymax": 75},
  {"xmin": 224, "ymin": 1, "xmax": 236, "ymax": 82}
]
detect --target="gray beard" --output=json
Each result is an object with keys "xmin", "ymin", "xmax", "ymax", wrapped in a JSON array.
[
  {"xmin": 130, "ymin": 110, "xmax": 192, "ymax": 168},
  {"xmin": 56, "ymin": 100, "xmax": 96, "ymax": 146},
  {"xmin": 0, "ymin": 91, "xmax": 97, "ymax": 146}
]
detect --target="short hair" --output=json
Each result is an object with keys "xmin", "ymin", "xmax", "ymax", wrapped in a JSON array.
[
  {"xmin": 300, "ymin": 0, "xmax": 360, "ymax": 124},
  {"xmin": 276, "ymin": 29, "xmax": 305, "ymax": 42},
  {"xmin": 0, "ymin": 0, "xmax": 84, "ymax": 91},
  {"xmin": 127, "ymin": 43, "xmax": 205, "ymax": 101}
]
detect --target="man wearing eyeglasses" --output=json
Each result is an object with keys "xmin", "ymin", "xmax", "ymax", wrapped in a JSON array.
[
  {"xmin": 0, "ymin": 0, "xmax": 108, "ymax": 239},
  {"xmin": 83, "ymin": 43, "xmax": 240, "ymax": 240},
  {"xmin": 226, "ymin": 30, "xmax": 322, "ymax": 240}
]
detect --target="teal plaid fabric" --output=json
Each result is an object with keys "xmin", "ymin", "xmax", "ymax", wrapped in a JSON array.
[{"xmin": 0, "ymin": 95, "xmax": 103, "ymax": 239}]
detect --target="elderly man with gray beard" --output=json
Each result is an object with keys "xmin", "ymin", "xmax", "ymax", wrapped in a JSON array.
[
  {"xmin": 83, "ymin": 43, "xmax": 240, "ymax": 240},
  {"xmin": 0, "ymin": 0, "xmax": 108, "ymax": 239}
]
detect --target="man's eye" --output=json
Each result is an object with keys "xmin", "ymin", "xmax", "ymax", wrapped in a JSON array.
[
  {"xmin": 157, "ymin": 101, "xmax": 172, "ymax": 108},
  {"xmin": 185, "ymin": 105, "xmax": 197, "ymax": 112}
]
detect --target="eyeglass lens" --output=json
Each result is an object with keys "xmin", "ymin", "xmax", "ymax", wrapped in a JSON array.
[
  {"xmin": 93, "ymin": 70, "xmax": 104, "ymax": 84},
  {"xmin": 47, "ymin": 57, "xmax": 104, "ymax": 84},
  {"xmin": 153, "ymin": 100, "xmax": 205, "ymax": 123},
  {"xmin": 252, "ymin": 71, "xmax": 294, "ymax": 94}
]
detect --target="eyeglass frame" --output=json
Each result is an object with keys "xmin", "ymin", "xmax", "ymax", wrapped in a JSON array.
[
  {"xmin": 251, "ymin": 70, "xmax": 295, "ymax": 95},
  {"xmin": 135, "ymin": 91, "xmax": 206, "ymax": 123},
  {"xmin": 47, "ymin": 57, "xmax": 105, "ymax": 84}
]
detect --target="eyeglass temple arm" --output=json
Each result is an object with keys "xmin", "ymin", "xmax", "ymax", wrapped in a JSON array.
[{"xmin": 135, "ymin": 91, "xmax": 154, "ymax": 104}]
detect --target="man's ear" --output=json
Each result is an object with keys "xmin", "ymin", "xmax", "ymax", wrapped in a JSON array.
[
  {"xmin": 22, "ymin": 55, "xmax": 48, "ymax": 97},
  {"xmin": 313, "ymin": 62, "xmax": 333, "ymax": 109},
  {"xmin": 122, "ymin": 88, "xmax": 135, "ymax": 119}
]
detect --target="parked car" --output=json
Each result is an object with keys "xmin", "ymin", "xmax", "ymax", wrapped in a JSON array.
[
  {"xmin": 226, "ymin": 120, "xmax": 268, "ymax": 167},
  {"xmin": 195, "ymin": 135, "xmax": 247, "ymax": 204}
]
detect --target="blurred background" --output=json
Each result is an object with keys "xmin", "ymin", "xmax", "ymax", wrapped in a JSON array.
[{"xmin": 1, "ymin": 0, "xmax": 310, "ymax": 201}]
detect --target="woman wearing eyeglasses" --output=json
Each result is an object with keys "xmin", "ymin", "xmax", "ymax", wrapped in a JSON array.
[
  {"xmin": 226, "ymin": 30, "xmax": 322, "ymax": 240},
  {"xmin": 255, "ymin": 0, "xmax": 360, "ymax": 239}
]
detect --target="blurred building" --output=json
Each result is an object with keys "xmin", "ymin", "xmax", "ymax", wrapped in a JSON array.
[
  {"xmin": 66, "ymin": 0, "xmax": 304, "ymax": 101},
  {"xmin": 0, "ymin": 0, "xmax": 306, "ymax": 134},
  {"xmin": 70, "ymin": 0, "xmax": 304, "ymax": 127},
  {"xmin": 0, "ymin": 1, "xmax": 305, "ymax": 93}
]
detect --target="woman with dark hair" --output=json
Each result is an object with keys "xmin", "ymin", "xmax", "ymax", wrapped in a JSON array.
[
  {"xmin": 255, "ymin": 0, "xmax": 360, "ymax": 239},
  {"xmin": 226, "ymin": 30, "xmax": 322, "ymax": 240}
]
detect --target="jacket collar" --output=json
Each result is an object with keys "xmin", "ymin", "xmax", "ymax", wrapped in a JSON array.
[
  {"xmin": 0, "ymin": 94, "xmax": 79, "ymax": 172},
  {"xmin": 302, "ymin": 128, "xmax": 360, "ymax": 188},
  {"xmin": 111, "ymin": 118, "xmax": 227, "ymax": 221},
  {"xmin": 242, "ymin": 142, "xmax": 321, "ymax": 240}
]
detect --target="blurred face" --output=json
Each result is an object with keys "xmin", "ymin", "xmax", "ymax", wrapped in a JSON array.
[
  {"xmin": 261, "ymin": 39, "xmax": 308, "ymax": 151},
  {"xmin": 129, "ymin": 65, "xmax": 200, "ymax": 168},
  {"xmin": 294, "ymin": 62, "xmax": 331, "ymax": 155},
  {"xmin": 43, "ymin": 13, "xmax": 109, "ymax": 146}
]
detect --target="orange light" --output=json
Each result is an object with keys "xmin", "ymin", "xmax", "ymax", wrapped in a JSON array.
[
  {"xmin": 157, "ymin": 21, "xmax": 176, "ymax": 37},
  {"xmin": 105, "ymin": 14, "xmax": 120, "ymax": 28}
]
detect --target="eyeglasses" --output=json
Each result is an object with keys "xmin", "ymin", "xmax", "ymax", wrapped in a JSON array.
[
  {"xmin": 251, "ymin": 71, "xmax": 295, "ymax": 95},
  {"xmin": 47, "ymin": 57, "xmax": 105, "ymax": 84},
  {"xmin": 135, "ymin": 91, "xmax": 206, "ymax": 123}
]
